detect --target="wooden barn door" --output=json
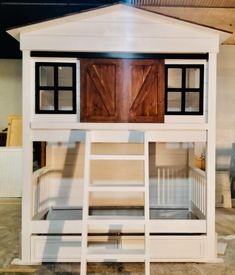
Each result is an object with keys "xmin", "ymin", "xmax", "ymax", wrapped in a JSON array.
[
  {"xmin": 80, "ymin": 59, "xmax": 121, "ymax": 122},
  {"xmin": 125, "ymin": 59, "xmax": 164, "ymax": 123},
  {"xmin": 80, "ymin": 58, "xmax": 164, "ymax": 123}
]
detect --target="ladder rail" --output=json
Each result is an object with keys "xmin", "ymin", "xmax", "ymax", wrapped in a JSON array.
[
  {"xmin": 80, "ymin": 130, "xmax": 149, "ymax": 274},
  {"xmin": 80, "ymin": 131, "xmax": 91, "ymax": 275}
]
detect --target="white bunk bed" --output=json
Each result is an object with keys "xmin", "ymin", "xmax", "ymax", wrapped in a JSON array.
[{"xmin": 7, "ymin": 3, "xmax": 230, "ymax": 273}]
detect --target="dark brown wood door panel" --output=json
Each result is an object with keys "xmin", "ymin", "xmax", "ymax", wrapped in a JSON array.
[
  {"xmin": 80, "ymin": 58, "xmax": 164, "ymax": 123},
  {"xmin": 127, "ymin": 59, "xmax": 164, "ymax": 123},
  {"xmin": 80, "ymin": 59, "xmax": 121, "ymax": 122}
]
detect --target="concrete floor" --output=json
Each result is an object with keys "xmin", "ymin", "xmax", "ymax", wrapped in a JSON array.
[{"xmin": 0, "ymin": 199, "xmax": 235, "ymax": 274}]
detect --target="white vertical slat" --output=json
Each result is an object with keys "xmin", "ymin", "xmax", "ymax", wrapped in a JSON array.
[
  {"xmin": 157, "ymin": 167, "xmax": 160, "ymax": 205},
  {"xmin": 162, "ymin": 168, "xmax": 165, "ymax": 205},
  {"xmin": 167, "ymin": 167, "xmax": 170, "ymax": 205},
  {"xmin": 172, "ymin": 167, "xmax": 175, "ymax": 205},
  {"xmin": 188, "ymin": 171, "xmax": 192, "ymax": 212}
]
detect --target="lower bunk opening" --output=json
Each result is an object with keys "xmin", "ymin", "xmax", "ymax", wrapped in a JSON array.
[{"xmin": 31, "ymin": 141, "xmax": 207, "ymax": 234}]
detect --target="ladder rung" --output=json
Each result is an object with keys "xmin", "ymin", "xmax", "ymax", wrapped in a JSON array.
[
  {"xmin": 89, "ymin": 154, "xmax": 145, "ymax": 160},
  {"xmin": 87, "ymin": 218, "xmax": 145, "ymax": 233},
  {"xmin": 87, "ymin": 249, "xmax": 145, "ymax": 262},
  {"xmin": 88, "ymin": 185, "xmax": 145, "ymax": 192},
  {"xmin": 90, "ymin": 130, "xmax": 144, "ymax": 143}
]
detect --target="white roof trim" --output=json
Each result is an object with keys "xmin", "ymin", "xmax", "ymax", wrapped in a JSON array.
[{"xmin": 7, "ymin": 3, "xmax": 231, "ymax": 43}]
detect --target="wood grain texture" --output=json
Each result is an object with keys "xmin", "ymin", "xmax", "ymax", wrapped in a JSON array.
[
  {"xmin": 80, "ymin": 58, "xmax": 165, "ymax": 123},
  {"xmin": 128, "ymin": 59, "xmax": 165, "ymax": 122},
  {"xmin": 80, "ymin": 59, "xmax": 121, "ymax": 122}
]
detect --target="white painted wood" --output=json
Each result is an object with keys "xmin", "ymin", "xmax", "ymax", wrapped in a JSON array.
[
  {"xmin": 189, "ymin": 168, "xmax": 207, "ymax": 217},
  {"xmin": 88, "ymin": 186, "xmax": 145, "ymax": 192},
  {"xmin": 31, "ymin": 220, "xmax": 82, "ymax": 234},
  {"xmin": 21, "ymin": 50, "xmax": 32, "ymax": 262},
  {"xmin": 86, "ymin": 251, "xmax": 145, "ymax": 262},
  {"xmin": 87, "ymin": 220, "xmax": 145, "ymax": 234},
  {"xmin": 20, "ymin": 35, "xmax": 219, "ymax": 53},
  {"xmin": 144, "ymin": 132, "xmax": 150, "ymax": 275},
  {"xmin": 150, "ymin": 236, "xmax": 206, "ymax": 260},
  {"xmin": 80, "ymin": 131, "xmax": 91, "ymax": 275},
  {"xmin": 31, "ymin": 236, "xmax": 81, "ymax": 263},
  {"xmin": 150, "ymin": 220, "xmax": 206, "ymax": 233},
  {"xmin": 151, "ymin": 166, "xmax": 188, "ymax": 208},
  {"xmin": 91, "ymin": 130, "xmax": 144, "ymax": 143},
  {"xmin": 31, "ymin": 122, "xmax": 209, "ymax": 131},
  {"xmin": 147, "ymin": 130, "xmax": 207, "ymax": 142},
  {"xmin": 205, "ymin": 52, "xmax": 217, "ymax": 261},
  {"xmin": 89, "ymin": 154, "xmax": 145, "ymax": 160},
  {"xmin": 32, "ymin": 130, "xmax": 86, "ymax": 142},
  {"xmin": 0, "ymin": 148, "xmax": 22, "ymax": 197}
]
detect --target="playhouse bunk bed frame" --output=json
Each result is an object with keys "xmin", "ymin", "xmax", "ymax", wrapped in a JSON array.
[{"xmin": 8, "ymin": 4, "xmax": 231, "ymax": 274}]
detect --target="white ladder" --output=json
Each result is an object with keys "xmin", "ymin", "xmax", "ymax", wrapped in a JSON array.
[{"xmin": 80, "ymin": 130, "xmax": 150, "ymax": 274}]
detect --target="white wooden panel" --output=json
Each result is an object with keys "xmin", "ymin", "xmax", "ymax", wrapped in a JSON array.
[
  {"xmin": 33, "ymin": 114, "xmax": 77, "ymax": 122},
  {"xmin": 165, "ymin": 116, "xmax": 205, "ymax": 124},
  {"xmin": 148, "ymin": 130, "xmax": 207, "ymax": 142},
  {"xmin": 91, "ymin": 130, "xmax": 144, "ymax": 143},
  {"xmin": 150, "ymin": 236, "xmax": 205, "ymax": 260},
  {"xmin": 21, "ymin": 35, "xmax": 218, "ymax": 53},
  {"xmin": 31, "ymin": 236, "xmax": 81, "ymax": 262},
  {"xmin": 0, "ymin": 148, "xmax": 22, "ymax": 197},
  {"xmin": 31, "ymin": 220, "xmax": 82, "ymax": 234},
  {"xmin": 87, "ymin": 220, "xmax": 145, "ymax": 234},
  {"xmin": 31, "ymin": 122, "xmax": 208, "ymax": 130},
  {"xmin": 32, "ymin": 130, "xmax": 86, "ymax": 142},
  {"xmin": 150, "ymin": 220, "xmax": 206, "ymax": 233},
  {"xmin": 25, "ymin": 21, "xmax": 216, "ymax": 38},
  {"xmin": 206, "ymin": 53, "xmax": 217, "ymax": 260}
]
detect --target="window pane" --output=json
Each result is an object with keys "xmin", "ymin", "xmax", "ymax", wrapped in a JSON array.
[
  {"xmin": 58, "ymin": 66, "xmax": 73, "ymax": 87},
  {"xmin": 168, "ymin": 68, "xmax": 182, "ymax": 88},
  {"xmin": 40, "ymin": 66, "xmax": 54, "ymax": 86},
  {"xmin": 40, "ymin": 90, "xmax": 54, "ymax": 111},
  {"xmin": 185, "ymin": 92, "xmax": 200, "ymax": 112},
  {"xmin": 167, "ymin": 92, "xmax": 182, "ymax": 112},
  {"xmin": 58, "ymin": 90, "xmax": 73, "ymax": 111},
  {"xmin": 186, "ymin": 68, "xmax": 200, "ymax": 88}
]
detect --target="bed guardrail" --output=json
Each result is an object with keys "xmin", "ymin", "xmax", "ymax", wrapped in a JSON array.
[
  {"xmin": 151, "ymin": 166, "xmax": 188, "ymax": 208},
  {"xmin": 189, "ymin": 168, "xmax": 206, "ymax": 219}
]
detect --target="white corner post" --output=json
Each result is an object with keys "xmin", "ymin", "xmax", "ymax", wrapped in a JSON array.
[
  {"xmin": 21, "ymin": 50, "xmax": 33, "ymax": 262},
  {"xmin": 206, "ymin": 52, "xmax": 217, "ymax": 261}
]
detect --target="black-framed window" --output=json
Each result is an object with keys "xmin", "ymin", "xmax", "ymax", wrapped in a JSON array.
[
  {"xmin": 165, "ymin": 64, "xmax": 204, "ymax": 115},
  {"xmin": 35, "ymin": 62, "xmax": 76, "ymax": 114}
]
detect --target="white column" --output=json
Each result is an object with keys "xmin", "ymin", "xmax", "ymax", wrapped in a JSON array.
[
  {"xmin": 21, "ymin": 50, "xmax": 33, "ymax": 262},
  {"xmin": 206, "ymin": 52, "xmax": 217, "ymax": 261}
]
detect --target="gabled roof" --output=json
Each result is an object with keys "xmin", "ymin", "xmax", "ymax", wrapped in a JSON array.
[
  {"xmin": 8, "ymin": 3, "xmax": 231, "ymax": 42},
  {"xmin": 7, "ymin": 3, "xmax": 232, "ymax": 54}
]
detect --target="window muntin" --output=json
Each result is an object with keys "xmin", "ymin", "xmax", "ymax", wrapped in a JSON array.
[
  {"xmin": 36, "ymin": 62, "xmax": 76, "ymax": 114},
  {"xmin": 165, "ymin": 65, "xmax": 204, "ymax": 115}
]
